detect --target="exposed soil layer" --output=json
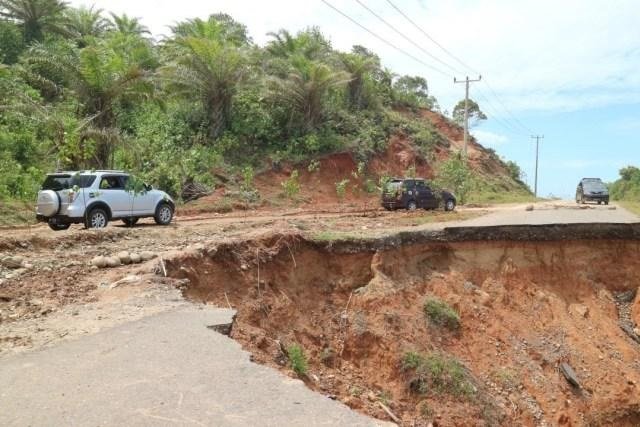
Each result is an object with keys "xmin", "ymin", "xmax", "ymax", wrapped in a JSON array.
[{"xmin": 167, "ymin": 225, "xmax": 640, "ymax": 426}]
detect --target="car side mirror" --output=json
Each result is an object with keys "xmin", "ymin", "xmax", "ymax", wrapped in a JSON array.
[{"xmin": 144, "ymin": 184, "xmax": 152, "ymax": 191}]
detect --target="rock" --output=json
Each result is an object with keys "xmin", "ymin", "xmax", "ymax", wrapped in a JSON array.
[
  {"xmin": 608, "ymin": 206, "xmax": 617, "ymax": 210},
  {"xmin": 129, "ymin": 253, "xmax": 141, "ymax": 264},
  {"xmin": 2, "ymin": 256, "xmax": 24, "ymax": 269},
  {"xmin": 569, "ymin": 303, "xmax": 589, "ymax": 319},
  {"xmin": 193, "ymin": 243, "xmax": 205, "ymax": 252},
  {"xmin": 106, "ymin": 257, "xmax": 122, "ymax": 268},
  {"xmin": 559, "ymin": 362, "xmax": 581, "ymax": 388},
  {"xmin": 525, "ymin": 205, "xmax": 534, "ymax": 211},
  {"xmin": 634, "ymin": 328, "xmax": 640, "ymax": 337},
  {"xmin": 91, "ymin": 256, "xmax": 108, "ymax": 268},
  {"xmin": 474, "ymin": 289, "xmax": 492, "ymax": 306},
  {"xmin": 23, "ymin": 263, "xmax": 33, "ymax": 269},
  {"xmin": 116, "ymin": 251, "xmax": 131, "ymax": 265},
  {"xmin": 140, "ymin": 251, "xmax": 156, "ymax": 261}
]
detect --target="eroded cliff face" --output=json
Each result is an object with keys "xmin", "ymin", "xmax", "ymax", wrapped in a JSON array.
[{"xmin": 167, "ymin": 227, "xmax": 640, "ymax": 426}]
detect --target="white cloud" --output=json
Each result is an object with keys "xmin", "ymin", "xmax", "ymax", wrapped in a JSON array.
[
  {"xmin": 68, "ymin": 0, "xmax": 640, "ymax": 115},
  {"xmin": 471, "ymin": 129, "xmax": 508, "ymax": 147}
]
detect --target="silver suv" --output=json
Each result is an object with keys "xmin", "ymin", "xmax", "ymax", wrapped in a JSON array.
[{"xmin": 35, "ymin": 170, "xmax": 175, "ymax": 231}]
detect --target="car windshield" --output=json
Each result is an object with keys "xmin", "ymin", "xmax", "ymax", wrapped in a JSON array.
[
  {"xmin": 41, "ymin": 174, "xmax": 96, "ymax": 191},
  {"xmin": 583, "ymin": 180, "xmax": 607, "ymax": 192}
]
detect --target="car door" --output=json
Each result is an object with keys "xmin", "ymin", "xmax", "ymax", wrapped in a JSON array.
[
  {"xmin": 97, "ymin": 175, "xmax": 132, "ymax": 218},
  {"xmin": 416, "ymin": 180, "xmax": 436, "ymax": 208},
  {"xmin": 132, "ymin": 187, "xmax": 156, "ymax": 216}
]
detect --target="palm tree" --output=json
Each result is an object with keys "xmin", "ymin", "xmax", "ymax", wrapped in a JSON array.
[
  {"xmin": 65, "ymin": 5, "xmax": 111, "ymax": 42},
  {"xmin": 270, "ymin": 61, "xmax": 349, "ymax": 133},
  {"xmin": 0, "ymin": 0, "xmax": 69, "ymax": 43},
  {"xmin": 341, "ymin": 52, "xmax": 377, "ymax": 110},
  {"xmin": 109, "ymin": 13, "xmax": 148, "ymax": 36},
  {"xmin": 161, "ymin": 15, "xmax": 248, "ymax": 140},
  {"xmin": 22, "ymin": 33, "xmax": 156, "ymax": 167}
]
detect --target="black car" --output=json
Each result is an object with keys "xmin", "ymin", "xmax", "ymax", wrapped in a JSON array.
[
  {"xmin": 381, "ymin": 178, "xmax": 456, "ymax": 211},
  {"xmin": 576, "ymin": 178, "xmax": 609, "ymax": 205}
]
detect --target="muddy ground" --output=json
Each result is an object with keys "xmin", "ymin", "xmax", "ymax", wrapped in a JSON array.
[{"xmin": 2, "ymin": 205, "xmax": 640, "ymax": 426}]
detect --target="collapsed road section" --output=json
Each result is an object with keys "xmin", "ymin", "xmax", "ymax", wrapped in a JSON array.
[{"xmin": 166, "ymin": 223, "xmax": 640, "ymax": 426}]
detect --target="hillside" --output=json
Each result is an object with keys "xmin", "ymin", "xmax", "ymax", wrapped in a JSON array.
[
  {"xmin": 183, "ymin": 108, "xmax": 532, "ymax": 214},
  {"xmin": 0, "ymin": 9, "xmax": 530, "ymax": 211}
]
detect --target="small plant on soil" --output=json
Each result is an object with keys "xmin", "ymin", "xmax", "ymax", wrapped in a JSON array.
[
  {"xmin": 287, "ymin": 343, "xmax": 308, "ymax": 376},
  {"xmin": 335, "ymin": 179, "xmax": 350, "ymax": 200},
  {"xmin": 423, "ymin": 297, "xmax": 461, "ymax": 330},
  {"xmin": 281, "ymin": 170, "xmax": 300, "ymax": 200},
  {"xmin": 419, "ymin": 400, "xmax": 434, "ymax": 419},
  {"xmin": 307, "ymin": 159, "xmax": 320, "ymax": 173},
  {"xmin": 402, "ymin": 351, "xmax": 475, "ymax": 398}
]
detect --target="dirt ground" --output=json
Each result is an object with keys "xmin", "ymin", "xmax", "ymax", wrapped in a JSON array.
[
  {"xmin": 2, "ymin": 204, "xmax": 640, "ymax": 426},
  {"xmin": 0, "ymin": 206, "xmax": 480, "ymax": 356}
]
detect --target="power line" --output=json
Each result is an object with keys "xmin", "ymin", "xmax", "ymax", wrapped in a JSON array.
[
  {"xmin": 319, "ymin": 0, "xmax": 450, "ymax": 77},
  {"xmin": 474, "ymin": 87, "xmax": 525, "ymax": 136},
  {"xmin": 354, "ymin": 0, "xmax": 460, "ymax": 75},
  {"xmin": 384, "ymin": 0, "xmax": 479, "ymax": 75},
  {"xmin": 384, "ymin": 0, "xmax": 533, "ymax": 135},
  {"xmin": 482, "ymin": 79, "xmax": 532, "ymax": 133}
]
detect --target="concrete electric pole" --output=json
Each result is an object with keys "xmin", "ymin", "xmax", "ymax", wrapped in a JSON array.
[
  {"xmin": 454, "ymin": 75, "xmax": 482, "ymax": 158},
  {"xmin": 531, "ymin": 135, "xmax": 544, "ymax": 198}
]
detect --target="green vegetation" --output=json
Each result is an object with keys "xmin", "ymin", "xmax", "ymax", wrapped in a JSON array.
[
  {"xmin": 0, "ymin": 1, "xmax": 527, "ymax": 213},
  {"xmin": 609, "ymin": 166, "xmax": 640, "ymax": 201},
  {"xmin": 286, "ymin": 343, "xmax": 308, "ymax": 376},
  {"xmin": 280, "ymin": 170, "xmax": 300, "ymax": 199},
  {"xmin": 423, "ymin": 297, "xmax": 460, "ymax": 330},
  {"xmin": 452, "ymin": 98, "xmax": 486, "ymax": 128},
  {"xmin": 402, "ymin": 351, "xmax": 475, "ymax": 398},
  {"xmin": 335, "ymin": 179, "xmax": 349, "ymax": 200}
]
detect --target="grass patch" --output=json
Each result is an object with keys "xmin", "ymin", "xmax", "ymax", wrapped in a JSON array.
[
  {"xmin": 618, "ymin": 201, "xmax": 640, "ymax": 216},
  {"xmin": 287, "ymin": 343, "xmax": 308, "ymax": 376},
  {"xmin": 467, "ymin": 189, "xmax": 540, "ymax": 204},
  {"xmin": 402, "ymin": 351, "xmax": 475, "ymax": 398},
  {"xmin": 0, "ymin": 199, "xmax": 36, "ymax": 227},
  {"xmin": 423, "ymin": 297, "xmax": 460, "ymax": 330}
]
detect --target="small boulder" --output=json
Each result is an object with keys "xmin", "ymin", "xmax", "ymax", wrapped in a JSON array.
[
  {"xmin": 106, "ymin": 257, "xmax": 122, "ymax": 268},
  {"xmin": 569, "ymin": 303, "xmax": 589, "ymax": 319},
  {"xmin": 525, "ymin": 205, "xmax": 534, "ymax": 211},
  {"xmin": 116, "ymin": 251, "xmax": 131, "ymax": 265},
  {"xmin": 140, "ymin": 251, "xmax": 156, "ymax": 261},
  {"xmin": 2, "ymin": 256, "xmax": 24, "ymax": 269},
  {"xmin": 129, "ymin": 253, "xmax": 141, "ymax": 264},
  {"xmin": 474, "ymin": 289, "xmax": 492, "ymax": 306},
  {"xmin": 91, "ymin": 256, "xmax": 108, "ymax": 268}
]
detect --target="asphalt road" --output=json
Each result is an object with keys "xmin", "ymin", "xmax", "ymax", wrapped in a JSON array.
[
  {"xmin": 0, "ymin": 306, "xmax": 391, "ymax": 427},
  {"xmin": 456, "ymin": 201, "xmax": 639, "ymax": 227}
]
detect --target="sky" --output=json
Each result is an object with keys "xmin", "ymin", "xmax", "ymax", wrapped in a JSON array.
[{"xmin": 70, "ymin": 0, "xmax": 640, "ymax": 198}]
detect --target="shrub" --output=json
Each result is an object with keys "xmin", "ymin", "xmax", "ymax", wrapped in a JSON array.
[
  {"xmin": 423, "ymin": 297, "xmax": 460, "ymax": 330},
  {"xmin": 281, "ymin": 170, "xmax": 300, "ymax": 199},
  {"xmin": 287, "ymin": 343, "xmax": 308, "ymax": 376},
  {"xmin": 335, "ymin": 179, "xmax": 350, "ymax": 200},
  {"xmin": 402, "ymin": 351, "xmax": 474, "ymax": 398}
]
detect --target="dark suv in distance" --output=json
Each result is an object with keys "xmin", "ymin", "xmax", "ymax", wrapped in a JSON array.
[
  {"xmin": 576, "ymin": 178, "xmax": 609, "ymax": 205},
  {"xmin": 381, "ymin": 178, "xmax": 456, "ymax": 211}
]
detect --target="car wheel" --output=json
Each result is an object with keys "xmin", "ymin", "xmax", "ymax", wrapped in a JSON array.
[
  {"xmin": 122, "ymin": 217, "xmax": 139, "ymax": 227},
  {"xmin": 48, "ymin": 222, "xmax": 71, "ymax": 231},
  {"xmin": 444, "ymin": 199, "xmax": 456, "ymax": 211},
  {"xmin": 407, "ymin": 200, "xmax": 417, "ymax": 211},
  {"xmin": 154, "ymin": 202, "xmax": 173, "ymax": 225},
  {"xmin": 86, "ymin": 208, "xmax": 108, "ymax": 229},
  {"xmin": 605, "ymin": 200, "xmax": 609, "ymax": 205},
  {"xmin": 597, "ymin": 201, "xmax": 601, "ymax": 205}
]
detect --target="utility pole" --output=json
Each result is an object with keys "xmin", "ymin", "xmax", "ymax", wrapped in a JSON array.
[
  {"xmin": 454, "ymin": 75, "xmax": 482, "ymax": 158},
  {"xmin": 531, "ymin": 135, "xmax": 544, "ymax": 198}
]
